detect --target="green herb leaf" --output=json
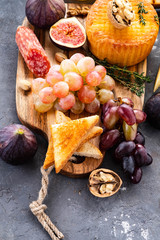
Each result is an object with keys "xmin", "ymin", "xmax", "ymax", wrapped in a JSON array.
[
  {"xmin": 154, "ymin": 15, "xmax": 160, "ymax": 25},
  {"xmin": 137, "ymin": 2, "xmax": 148, "ymax": 25}
]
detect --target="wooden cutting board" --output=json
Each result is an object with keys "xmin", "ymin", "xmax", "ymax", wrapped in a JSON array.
[{"xmin": 16, "ymin": 3, "xmax": 146, "ymax": 178}]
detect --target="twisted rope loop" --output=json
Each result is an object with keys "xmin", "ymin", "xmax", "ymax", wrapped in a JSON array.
[{"xmin": 29, "ymin": 166, "xmax": 64, "ymax": 240}]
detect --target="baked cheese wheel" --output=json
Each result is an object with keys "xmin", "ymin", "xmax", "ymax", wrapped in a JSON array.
[{"xmin": 86, "ymin": 0, "xmax": 159, "ymax": 67}]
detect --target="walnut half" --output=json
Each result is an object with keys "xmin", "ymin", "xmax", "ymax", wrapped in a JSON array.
[
  {"xmin": 89, "ymin": 168, "xmax": 122, "ymax": 198},
  {"xmin": 67, "ymin": 6, "xmax": 90, "ymax": 17},
  {"xmin": 107, "ymin": 0, "xmax": 135, "ymax": 29}
]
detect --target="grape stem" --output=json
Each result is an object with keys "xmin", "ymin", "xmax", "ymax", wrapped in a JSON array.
[{"xmin": 84, "ymin": 49, "xmax": 152, "ymax": 97}]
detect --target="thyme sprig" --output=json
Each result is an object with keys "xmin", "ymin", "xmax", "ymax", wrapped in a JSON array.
[
  {"xmin": 154, "ymin": 15, "xmax": 160, "ymax": 25},
  {"xmin": 137, "ymin": 2, "xmax": 148, "ymax": 25},
  {"xmin": 85, "ymin": 50, "xmax": 152, "ymax": 97}
]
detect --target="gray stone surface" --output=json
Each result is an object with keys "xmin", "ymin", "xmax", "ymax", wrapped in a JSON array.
[{"xmin": 0, "ymin": 1, "xmax": 160, "ymax": 239}]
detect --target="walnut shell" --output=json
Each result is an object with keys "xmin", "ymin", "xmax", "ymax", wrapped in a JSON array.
[
  {"xmin": 107, "ymin": 0, "xmax": 135, "ymax": 29},
  {"xmin": 107, "ymin": 1, "xmax": 127, "ymax": 29},
  {"xmin": 89, "ymin": 168, "xmax": 122, "ymax": 198}
]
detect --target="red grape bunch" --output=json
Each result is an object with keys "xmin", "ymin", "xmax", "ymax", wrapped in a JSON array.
[
  {"xmin": 31, "ymin": 53, "xmax": 115, "ymax": 113},
  {"xmin": 100, "ymin": 97, "xmax": 153, "ymax": 184}
]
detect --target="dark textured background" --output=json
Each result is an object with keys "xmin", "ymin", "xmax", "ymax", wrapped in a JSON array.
[{"xmin": 0, "ymin": 0, "xmax": 160, "ymax": 239}]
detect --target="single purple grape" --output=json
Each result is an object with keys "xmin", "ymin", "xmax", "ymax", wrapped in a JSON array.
[
  {"xmin": 144, "ymin": 153, "xmax": 153, "ymax": 166},
  {"xmin": 100, "ymin": 129, "xmax": 121, "ymax": 150},
  {"xmin": 115, "ymin": 141, "xmax": 136, "ymax": 160},
  {"xmin": 134, "ymin": 109, "xmax": 147, "ymax": 124},
  {"xmin": 122, "ymin": 155, "xmax": 135, "ymax": 175},
  {"xmin": 131, "ymin": 167, "xmax": 142, "ymax": 184},
  {"xmin": 101, "ymin": 99, "xmax": 118, "ymax": 123},
  {"xmin": 118, "ymin": 104, "xmax": 136, "ymax": 125},
  {"xmin": 103, "ymin": 106, "xmax": 119, "ymax": 130},
  {"xmin": 134, "ymin": 144, "xmax": 147, "ymax": 167},
  {"xmin": 134, "ymin": 131, "xmax": 145, "ymax": 145}
]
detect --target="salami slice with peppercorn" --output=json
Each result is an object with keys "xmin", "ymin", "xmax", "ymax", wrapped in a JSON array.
[{"xmin": 16, "ymin": 26, "xmax": 50, "ymax": 77}]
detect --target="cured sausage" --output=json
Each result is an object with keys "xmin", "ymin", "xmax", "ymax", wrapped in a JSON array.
[{"xmin": 16, "ymin": 26, "xmax": 50, "ymax": 77}]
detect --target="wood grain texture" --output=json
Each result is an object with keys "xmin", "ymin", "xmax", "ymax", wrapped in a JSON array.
[{"xmin": 16, "ymin": 3, "xmax": 146, "ymax": 178}]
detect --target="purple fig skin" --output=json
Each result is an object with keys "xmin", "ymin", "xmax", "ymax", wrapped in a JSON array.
[
  {"xmin": 26, "ymin": 0, "xmax": 66, "ymax": 29},
  {"xmin": 0, "ymin": 124, "xmax": 37, "ymax": 165},
  {"xmin": 144, "ymin": 93, "xmax": 160, "ymax": 129}
]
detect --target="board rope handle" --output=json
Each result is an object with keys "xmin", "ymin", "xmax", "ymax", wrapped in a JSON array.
[{"xmin": 29, "ymin": 166, "xmax": 64, "ymax": 240}]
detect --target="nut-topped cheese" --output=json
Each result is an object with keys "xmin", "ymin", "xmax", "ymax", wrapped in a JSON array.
[{"xmin": 86, "ymin": 0, "xmax": 159, "ymax": 67}]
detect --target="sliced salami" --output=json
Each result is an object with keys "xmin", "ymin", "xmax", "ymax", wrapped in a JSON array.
[{"xmin": 16, "ymin": 26, "xmax": 50, "ymax": 77}]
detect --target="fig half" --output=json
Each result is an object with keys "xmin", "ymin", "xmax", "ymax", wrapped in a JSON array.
[
  {"xmin": 0, "ymin": 124, "xmax": 37, "ymax": 165},
  {"xmin": 49, "ymin": 17, "xmax": 86, "ymax": 49}
]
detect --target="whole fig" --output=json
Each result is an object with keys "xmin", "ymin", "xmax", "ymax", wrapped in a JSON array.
[
  {"xmin": 144, "ymin": 93, "xmax": 160, "ymax": 129},
  {"xmin": 26, "ymin": 0, "xmax": 66, "ymax": 29},
  {"xmin": 0, "ymin": 124, "xmax": 37, "ymax": 165}
]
